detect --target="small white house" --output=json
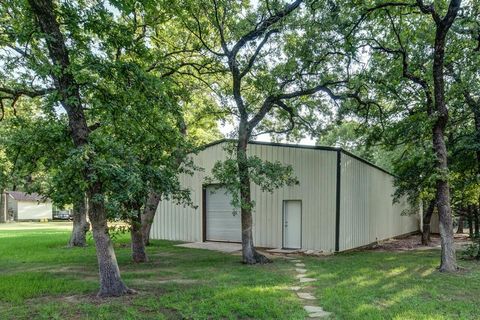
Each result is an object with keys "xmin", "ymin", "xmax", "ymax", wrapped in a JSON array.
[
  {"xmin": 1, "ymin": 191, "xmax": 52, "ymax": 222},
  {"xmin": 150, "ymin": 140, "xmax": 420, "ymax": 252}
]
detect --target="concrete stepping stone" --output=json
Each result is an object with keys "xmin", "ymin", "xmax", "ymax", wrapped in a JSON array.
[
  {"xmin": 300, "ymin": 277, "xmax": 317, "ymax": 283},
  {"xmin": 295, "ymin": 263, "xmax": 305, "ymax": 267},
  {"xmin": 296, "ymin": 268, "xmax": 307, "ymax": 273},
  {"xmin": 291, "ymin": 259, "xmax": 302, "ymax": 263},
  {"xmin": 297, "ymin": 292, "xmax": 316, "ymax": 300},
  {"xmin": 309, "ymin": 311, "xmax": 332, "ymax": 318},
  {"xmin": 304, "ymin": 306, "xmax": 332, "ymax": 318},
  {"xmin": 304, "ymin": 306, "xmax": 324, "ymax": 313},
  {"xmin": 289, "ymin": 286, "xmax": 301, "ymax": 291},
  {"xmin": 296, "ymin": 274, "xmax": 307, "ymax": 278}
]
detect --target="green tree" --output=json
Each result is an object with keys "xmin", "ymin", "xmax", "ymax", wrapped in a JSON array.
[
  {"xmin": 0, "ymin": 0, "xmax": 194, "ymax": 295},
  {"xmin": 345, "ymin": 0, "xmax": 464, "ymax": 272},
  {"xmin": 176, "ymin": 0, "xmax": 359, "ymax": 264},
  {"xmin": 0, "ymin": 0, "xmax": 134, "ymax": 293}
]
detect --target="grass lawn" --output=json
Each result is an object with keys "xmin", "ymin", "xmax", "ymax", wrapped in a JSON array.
[
  {"xmin": 0, "ymin": 225, "xmax": 304, "ymax": 320},
  {"xmin": 0, "ymin": 224, "xmax": 479, "ymax": 319},
  {"xmin": 305, "ymin": 251, "xmax": 480, "ymax": 320}
]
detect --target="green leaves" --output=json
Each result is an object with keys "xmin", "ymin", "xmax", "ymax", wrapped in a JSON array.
[
  {"xmin": 0, "ymin": 0, "xmax": 217, "ymax": 223},
  {"xmin": 207, "ymin": 144, "xmax": 298, "ymax": 211},
  {"xmin": 328, "ymin": 0, "xmax": 480, "ymax": 215}
]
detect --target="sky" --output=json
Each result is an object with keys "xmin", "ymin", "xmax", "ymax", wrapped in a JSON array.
[{"xmin": 218, "ymin": 121, "xmax": 317, "ymax": 145}]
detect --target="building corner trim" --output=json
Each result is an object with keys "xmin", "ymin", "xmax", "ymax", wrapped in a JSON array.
[{"xmin": 335, "ymin": 150, "xmax": 342, "ymax": 252}]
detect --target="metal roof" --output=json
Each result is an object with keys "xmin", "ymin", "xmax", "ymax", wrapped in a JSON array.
[{"xmin": 6, "ymin": 191, "xmax": 50, "ymax": 202}]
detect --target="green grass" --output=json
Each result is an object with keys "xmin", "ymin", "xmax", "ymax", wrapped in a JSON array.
[
  {"xmin": 0, "ymin": 226, "xmax": 304, "ymax": 319},
  {"xmin": 304, "ymin": 250, "xmax": 480, "ymax": 320},
  {"xmin": 0, "ymin": 225, "xmax": 479, "ymax": 319}
]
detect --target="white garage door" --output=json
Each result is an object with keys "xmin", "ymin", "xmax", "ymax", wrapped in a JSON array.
[{"xmin": 206, "ymin": 186, "xmax": 241, "ymax": 242}]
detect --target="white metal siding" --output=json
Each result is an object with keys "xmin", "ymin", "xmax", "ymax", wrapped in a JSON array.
[
  {"xmin": 419, "ymin": 202, "xmax": 440, "ymax": 234},
  {"xmin": 339, "ymin": 153, "xmax": 419, "ymax": 251},
  {"xmin": 429, "ymin": 212, "xmax": 440, "ymax": 233},
  {"xmin": 7, "ymin": 197, "xmax": 17, "ymax": 219},
  {"xmin": 151, "ymin": 142, "xmax": 338, "ymax": 252},
  {"xmin": 16, "ymin": 201, "xmax": 52, "ymax": 220},
  {"xmin": 0, "ymin": 193, "xmax": 5, "ymax": 223},
  {"xmin": 249, "ymin": 144, "xmax": 337, "ymax": 251}
]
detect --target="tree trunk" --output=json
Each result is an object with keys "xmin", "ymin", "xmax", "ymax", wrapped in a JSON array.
[
  {"xmin": 462, "ymin": 70, "xmax": 480, "ymax": 242},
  {"xmin": 476, "ymin": 206, "xmax": 480, "ymax": 260},
  {"xmin": 432, "ymin": 135, "xmax": 457, "ymax": 272},
  {"xmin": 237, "ymin": 128, "xmax": 270, "ymax": 264},
  {"xmin": 456, "ymin": 215, "xmax": 464, "ymax": 234},
  {"xmin": 1, "ymin": 190, "xmax": 7, "ymax": 223},
  {"xmin": 89, "ymin": 195, "xmax": 134, "ymax": 297},
  {"xmin": 473, "ymin": 99, "xmax": 480, "ymax": 178},
  {"xmin": 468, "ymin": 213, "xmax": 474, "ymax": 238},
  {"xmin": 28, "ymin": 0, "xmax": 132, "ymax": 296},
  {"xmin": 131, "ymin": 213, "xmax": 148, "ymax": 263},
  {"xmin": 430, "ymin": 5, "xmax": 460, "ymax": 271},
  {"xmin": 141, "ymin": 191, "xmax": 161, "ymax": 246},
  {"xmin": 68, "ymin": 197, "xmax": 90, "ymax": 247},
  {"xmin": 422, "ymin": 199, "xmax": 436, "ymax": 245},
  {"xmin": 474, "ymin": 207, "xmax": 479, "ymax": 238}
]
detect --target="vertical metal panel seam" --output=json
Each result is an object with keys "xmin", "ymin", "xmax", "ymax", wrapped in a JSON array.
[{"xmin": 202, "ymin": 185, "xmax": 206, "ymax": 242}]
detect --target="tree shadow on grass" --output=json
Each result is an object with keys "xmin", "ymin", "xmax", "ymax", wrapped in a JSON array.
[
  {"xmin": 1, "ymin": 236, "xmax": 307, "ymax": 319},
  {"xmin": 307, "ymin": 250, "xmax": 480, "ymax": 319}
]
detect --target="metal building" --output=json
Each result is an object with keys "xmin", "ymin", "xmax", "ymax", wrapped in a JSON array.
[
  {"xmin": 0, "ymin": 191, "xmax": 52, "ymax": 222},
  {"xmin": 151, "ymin": 140, "xmax": 419, "ymax": 252}
]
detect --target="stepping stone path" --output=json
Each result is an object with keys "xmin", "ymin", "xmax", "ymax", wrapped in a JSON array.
[
  {"xmin": 288, "ymin": 258, "xmax": 332, "ymax": 319},
  {"xmin": 304, "ymin": 306, "xmax": 332, "ymax": 318},
  {"xmin": 297, "ymin": 292, "xmax": 316, "ymax": 300}
]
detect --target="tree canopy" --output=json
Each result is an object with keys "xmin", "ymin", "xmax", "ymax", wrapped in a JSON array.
[{"xmin": 0, "ymin": 0, "xmax": 479, "ymax": 296}]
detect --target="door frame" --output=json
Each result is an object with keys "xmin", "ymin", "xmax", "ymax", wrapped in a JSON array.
[{"xmin": 282, "ymin": 199, "xmax": 302, "ymax": 249}]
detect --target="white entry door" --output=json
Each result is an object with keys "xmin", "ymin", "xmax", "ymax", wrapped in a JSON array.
[
  {"xmin": 283, "ymin": 200, "xmax": 302, "ymax": 249},
  {"xmin": 206, "ymin": 186, "xmax": 241, "ymax": 242}
]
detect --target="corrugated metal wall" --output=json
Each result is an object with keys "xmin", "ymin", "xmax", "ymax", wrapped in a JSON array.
[
  {"xmin": 0, "ymin": 192, "xmax": 6, "ymax": 223},
  {"xmin": 152, "ymin": 142, "xmax": 420, "ymax": 252},
  {"xmin": 339, "ymin": 153, "xmax": 419, "ymax": 251},
  {"xmin": 249, "ymin": 144, "xmax": 337, "ymax": 251},
  {"xmin": 429, "ymin": 212, "xmax": 440, "ymax": 233},
  {"xmin": 153, "ymin": 142, "xmax": 226, "ymax": 242},
  {"xmin": 17, "ymin": 201, "xmax": 52, "ymax": 220},
  {"xmin": 152, "ymin": 141, "xmax": 338, "ymax": 251},
  {"xmin": 418, "ymin": 199, "xmax": 440, "ymax": 234},
  {"xmin": 7, "ymin": 197, "xmax": 16, "ymax": 220}
]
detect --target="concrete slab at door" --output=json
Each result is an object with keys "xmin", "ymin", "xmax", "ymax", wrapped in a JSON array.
[
  {"xmin": 206, "ymin": 186, "xmax": 241, "ymax": 242},
  {"xmin": 284, "ymin": 200, "xmax": 301, "ymax": 249}
]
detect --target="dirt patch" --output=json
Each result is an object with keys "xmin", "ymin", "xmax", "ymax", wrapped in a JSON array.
[
  {"xmin": 130, "ymin": 278, "xmax": 200, "ymax": 285},
  {"xmin": 30, "ymin": 292, "xmax": 133, "ymax": 306},
  {"xmin": 367, "ymin": 233, "xmax": 472, "ymax": 252},
  {"xmin": 138, "ymin": 307, "xmax": 183, "ymax": 320},
  {"xmin": 49, "ymin": 266, "xmax": 98, "ymax": 281},
  {"xmin": 54, "ymin": 266, "xmax": 92, "ymax": 273},
  {"xmin": 148, "ymin": 252, "xmax": 175, "ymax": 257},
  {"xmin": 23, "ymin": 286, "xmax": 181, "ymax": 320}
]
